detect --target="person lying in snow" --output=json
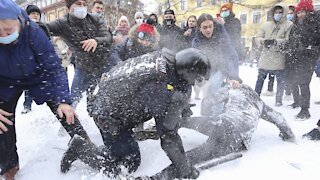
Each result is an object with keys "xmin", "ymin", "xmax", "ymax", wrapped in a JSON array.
[{"xmin": 144, "ymin": 84, "xmax": 296, "ymax": 180}]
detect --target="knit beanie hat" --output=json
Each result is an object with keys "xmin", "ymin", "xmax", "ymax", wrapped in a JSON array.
[
  {"xmin": 135, "ymin": 12, "xmax": 144, "ymax": 19},
  {"xmin": 136, "ymin": 23, "xmax": 156, "ymax": 41},
  {"xmin": 26, "ymin": 5, "xmax": 41, "ymax": 17},
  {"xmin": 0, "ymin": 0, "xmax": 21, "ymax": 20},
  {"xmin": 65, "ymin": 0, "xmax": 87, "ymax": 9},
  {"xmin": 221, "ymin": 3, "xmax": 233, "ymax": 12},
  {"xmin": 295, "ymin": 0, "xmax": 314, "ymax": 13}
]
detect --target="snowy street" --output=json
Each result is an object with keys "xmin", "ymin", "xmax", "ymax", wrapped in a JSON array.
[{"xmin": 13, "ymin": 65, "xmax": 320, "ymax": 180}]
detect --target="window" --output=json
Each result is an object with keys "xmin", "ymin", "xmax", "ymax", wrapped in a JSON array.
[
  {"xmin": 181, "ymin": 0, "xmax": 186, "ymax": 11},
  {"xmin": 197, "ymin": 0, "xmax": 202, "ymax": 7},
  {"xmin": 266, "ymin": 10, "xmax": 273, "ymax": 21},
  {"xmin": 252, "ymin": 11, "xmax": 262, "ymax": 24},
  {"xmin": 239, "ymin": 13, "xmax": 247, "ymax": 24}
]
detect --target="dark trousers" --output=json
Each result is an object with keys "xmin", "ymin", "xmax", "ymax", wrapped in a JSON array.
[
  {"xmin": 255, "ymin": 69, "xmax": 285, "ymax": 102},
  {"xmin": 23, "ymin": 90, "xmax": 33, "ymax": 109},
  {"xmin": 267, "ymin": 73, "xmax": 275, "ymax": 92},
  {"xmin": 292, "ymin": 71, "xmax": 313, "ymax": 109},
  {"xmin": 0, "ymin": 91, "xmax": 89, "ymax": 175},
  {"xmin": 93, "ymin": 117, "xmax": 141, "ymax": 173},
  {"xmin": 70, "ymin": 68, "xmax": 102, "ymax": 107}
]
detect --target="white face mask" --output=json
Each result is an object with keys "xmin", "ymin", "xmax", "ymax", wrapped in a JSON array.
[
  {"xmin": 72, "ymin": 6, "xmax": 87, "ymax": 19},
  {"xmin": 135, "ymin": 18, "xmax": 143, "ymax": 25}
]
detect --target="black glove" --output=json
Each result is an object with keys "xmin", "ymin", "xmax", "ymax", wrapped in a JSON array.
[{"xmin": 264, "ymin": 39, "xmax": 276, "ymax": 49}]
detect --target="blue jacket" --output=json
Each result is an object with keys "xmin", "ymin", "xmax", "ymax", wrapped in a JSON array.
[
  {"xmin": 192, "ymin": 22, "xmax": 239, "ymax": 80},
  {"xmin": 0, "ymin": 13, "xmax": 71, "ymax": 106}
]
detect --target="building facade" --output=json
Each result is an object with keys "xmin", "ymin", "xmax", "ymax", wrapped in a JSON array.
[
  {"xmin": 156, "ymin": 0, "xmax": 319, "ymax": 48},
  {"xmin": 20, "ymin": 0, "xmax": 144, "ymax": 28}
]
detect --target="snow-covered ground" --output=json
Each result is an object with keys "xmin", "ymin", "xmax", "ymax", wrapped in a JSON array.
[{"xmin": 12, "ymin": 65, "xmax": 320, "ymax": 180}]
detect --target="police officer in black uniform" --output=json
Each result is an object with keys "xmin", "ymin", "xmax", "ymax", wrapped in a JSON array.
[{"xmin": 60, "ymin": 48, "xmax": 210, "ymax": 179}]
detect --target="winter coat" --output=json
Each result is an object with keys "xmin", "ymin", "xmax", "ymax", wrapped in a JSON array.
[
  {"xmin": 110, "ymin": 38, "xmax": 158, "ymax": 63},
  {"xmin": 158, "ymin": 24, "xmax": 188, "ymax": 53},
  {"xmin": 46, "ymin": 13, "xmax": 113, "ymax": 72},
  {"xmin": 224, "ymin": 12, "xmax": 245, "ymax": 63},
  {"xmin": 192, "ymin": 21, "xmax": 239, "ymax": 81},
  {"xmin": 287, "ymin": 11, "xmax": 320, "ymax": 81},
  {"xmin": 0, "ymin": 13, "xmax": 70, "ymax": 106},
  {"xmin": 255, "ymin": 3, "xmax": 293, "ymax": 70},
  {"xmin": 110, "ymin": 24, "xmax": 161, "ymax": 63},
  {"xmin": 183, "ymin": 26, "xmax": 198, "ymax": 47}
]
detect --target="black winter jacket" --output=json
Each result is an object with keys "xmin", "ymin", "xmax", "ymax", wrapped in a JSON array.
[
  {"xmin": 224, "ymin": 12, "xmax": 245, "ymax": 62},
  {"xmin": 46, "ymin": 13, "xmax": 113, "ymax": 71}
]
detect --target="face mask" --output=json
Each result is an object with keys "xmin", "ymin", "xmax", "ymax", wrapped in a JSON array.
[
  {"xmin": 220, "ymin": 11, "xmax": 230, "ymax": 18},
  {"xmin": 135, "ymin": 18, "xmax": 143, "ymax": 25},
  {"xmin": 273, "ymin": 14, "xmax": 282, "ymax": 22},
  {"xmin": 164, "ymin": 19, "xmax": 175, "ymax": 26},
  {"xmin": 92, "ymin": 12, "xmax": 102, "ymax": 17},
  {"xmin": 72, "ymin": 6, "xmax": 87, "ymax": 19},
  {"xmin": 0, "ymin": 30, "xmax": 19, "ymax": 45},
  {"xmin": 287, "ymin": 14, "xmax": 294, "ymax": 21}
]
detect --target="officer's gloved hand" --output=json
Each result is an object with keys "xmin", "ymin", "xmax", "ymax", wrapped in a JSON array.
[{"xmin": 264, "ymin": 39, "xmax": 276, "ymax": 49}]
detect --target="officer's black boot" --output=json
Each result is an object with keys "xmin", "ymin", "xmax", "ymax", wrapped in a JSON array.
[
  {"xmin": 303, "ymin": 125, "xmax": 320, "ymax": 140},
  {"xmin": 61, "ymin": 135, "xmax": 118, "ymax": 174},
  {"xmin": 295, "ymin": 108, "xmax": 311, "ymax": 119}
]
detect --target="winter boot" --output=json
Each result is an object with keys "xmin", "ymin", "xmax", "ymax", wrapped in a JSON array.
[
  {"xmin": 261, "ymin": 90, "xmax": 275, "ymax": 96},
  {"xmin": 295, "ymin": 108, "xmax": 311, "ymax": 119},
  {"xmin": 3, "ymin": 164, "xmax": 19, "ymax": 180},
  {"xmin": 288, "ymin": 102, "xmax": 299, "ymax": 109},
  {"xmin": 302, "ymin": 128, "xmax": 320, "ymax": 140},
  {"xmin": 61, "ymin": 135, "xmax": 118, "ymax": 175}
]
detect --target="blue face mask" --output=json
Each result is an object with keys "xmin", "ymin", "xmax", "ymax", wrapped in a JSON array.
[
  {"xmin": 273, "ymin": 14, "xmax": 283, "ymax": 22},
  {"xmin": 0, "ymin": 30, "xmax": 19, "ymax": 45},
  {"xmin": 287, "ymin": 14, "xmax": 294, "ymax": 21},
  {"xmin": 221, "ymin": 11, "xmax": 230, "ymax": 18}
]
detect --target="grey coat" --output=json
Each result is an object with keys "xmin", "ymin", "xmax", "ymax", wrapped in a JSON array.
[{"xmin": 255, "ymin": 3, "xmax": 293, "ymax": 70}]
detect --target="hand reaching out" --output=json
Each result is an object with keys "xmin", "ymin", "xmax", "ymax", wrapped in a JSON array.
[{"xmin": 0, "ymin": 109, "xmax": 13, "ymax": 134}]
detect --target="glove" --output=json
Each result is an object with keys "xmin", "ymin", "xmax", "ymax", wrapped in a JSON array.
[{"xmin": 264, "ymin": 39, "xmax": 276, "ymax": 49}]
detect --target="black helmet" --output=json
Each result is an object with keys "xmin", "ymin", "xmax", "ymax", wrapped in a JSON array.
[{"xmin": 175, "ymin": 48, "xmax": 211, "ymax": 85}]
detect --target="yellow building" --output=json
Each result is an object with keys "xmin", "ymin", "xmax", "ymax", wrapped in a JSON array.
[{"xmin": 156, "ymin": 0, "xmax": 320, "ymax": 48}]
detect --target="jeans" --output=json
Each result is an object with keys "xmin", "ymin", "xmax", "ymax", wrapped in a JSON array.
[
  {"xmin": 201, "ymin": 71, "xmax": 226, "ymax": 117},
  {"xmin": 70, "ymin": 67, "xmax": 104, "ymax": 107},
  {"xmin": 23, "ymin": 90, "xmax": 33, "ymax": 109},
  {"xmin": 255, "ymin": 69, "xmax": 285, "ymax": 102}
]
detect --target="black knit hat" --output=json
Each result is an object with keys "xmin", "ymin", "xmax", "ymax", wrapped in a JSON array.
[
  {"xmin": 164, "ymin": 9, "xmax": 175, "ymax": 16},
  {"xmin": 26, "ymin": 4, "xmax": 41, "ymax": 16},
  {"xmin": 65, "ymin": 0, "xmax": 87, "ymax": 9}
]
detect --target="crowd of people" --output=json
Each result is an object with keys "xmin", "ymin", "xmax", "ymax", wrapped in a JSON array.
[{"xmin": 0, "ymin": 0, "xmax": 320, "ymax": 179}]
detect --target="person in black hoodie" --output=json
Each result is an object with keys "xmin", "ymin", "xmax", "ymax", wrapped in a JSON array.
[{"xmin": 286, "ymin": 0, "xmax": 320, "ymax": 119}]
